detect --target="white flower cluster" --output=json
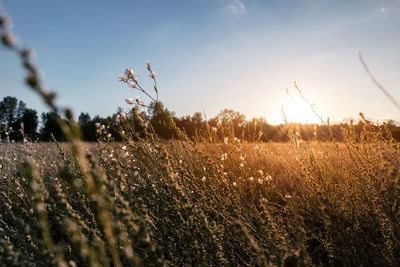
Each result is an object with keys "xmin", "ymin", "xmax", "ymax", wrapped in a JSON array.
[{"xmin": 119, "ymin": 62, "xmax": 159, "ymax": 106}]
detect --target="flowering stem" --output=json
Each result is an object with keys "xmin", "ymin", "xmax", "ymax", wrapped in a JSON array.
[{"xmin": 136, "ymin": 83, "xmax": 157, "ymax": 103}]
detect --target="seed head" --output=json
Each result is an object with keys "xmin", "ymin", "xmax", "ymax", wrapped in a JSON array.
[
  {"xmin": 125, "ymin": 98, "xmax": 134, "ymax": 105},
  {"xmin": 129, "ymin": 81, "xmax": 137, "ymax": 89}
]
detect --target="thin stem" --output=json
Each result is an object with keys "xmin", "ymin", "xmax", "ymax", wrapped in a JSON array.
[
  {"xmin": 136, "ymin": 82, "xmax": 157, "ymax": 103},
  {"xmin": 153, "ymin": 78, "xmax": 159, "ymax": 101},
  {"xmin": 358, "ymin": 51, "xmax": 400, "ymax": 111}
]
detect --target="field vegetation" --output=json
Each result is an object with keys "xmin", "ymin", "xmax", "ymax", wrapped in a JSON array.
[{"xmin": 1, "ymin": 6, "xmax": 400, "ymax": 267}]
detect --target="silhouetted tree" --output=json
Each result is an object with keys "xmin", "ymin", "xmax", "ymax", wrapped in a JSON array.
[
  {"xmin": 0, "ymin": 96, "xmax": 18, "ymax": 126},
  {"xmin": 21, "ymin": 108, "xmax": 39, "ymax": 140},
  {"xmin": 40, "ymin": 112, "xmax": 65, "ymax": 141},
  {"xmin": 79, "ymin": 112, "xmax": 97, "ymax": 141},
  {"xmin": 0, "ymin": 96, "xmax": 29, "ymax": 141},
  {"xmin": 1, "ymin": 95, "xmax": 400, "ymax": 143},
  {"xmin": 174, "ymin": 112, "xmax": 206, "ymax": 140},
  {"xmin": 148, "ymin": 102, "xmax": 176, "ymax": 139}
]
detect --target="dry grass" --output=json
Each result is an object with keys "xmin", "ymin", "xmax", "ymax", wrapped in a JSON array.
[{"xmin": 1, "ymin": 130, "xmax": 399, "ymax": 266}]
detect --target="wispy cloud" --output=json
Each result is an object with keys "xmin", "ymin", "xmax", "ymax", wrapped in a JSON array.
[
  {"xmin": 226, "ymin": 0, "xmax": 246, "ymax": 14},
  {"xmin": 378, "ymin": 7, "xmax": 387, "ymax": 13}
]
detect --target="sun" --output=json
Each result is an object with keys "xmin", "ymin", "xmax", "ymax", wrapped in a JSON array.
[{"xmin": 280, "ymin": 98, "xmax": 321, "ymax": 124}]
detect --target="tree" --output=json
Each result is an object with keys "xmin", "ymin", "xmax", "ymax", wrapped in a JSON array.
[
  {"xmin": 79, "ymin": 112, "xmax": 97, "ymax": 141},
  {"xmin": 40, "ymin": 112, "xmax": 65, "ymax": 141},
  {"xmin": 214, "ymin": 109, "xmax": 246, "ymax": 138},
  {"xmin": 148, "ymin": 101, "xmax": 176, "ymax": 139},
  {"xmin": 21, "ymin": 108, "xmax": 39, "ymax": 140},
  {"xmin": 0, "ymin": 96, "xmax": 28, "ymax": 141},
  {"xmin": 0, "ymin": 96, "xmax": 18, "ymax": 126},
  {"xmin": 174, "ymin": 112, "xmax": 205, "ymax": 140}
]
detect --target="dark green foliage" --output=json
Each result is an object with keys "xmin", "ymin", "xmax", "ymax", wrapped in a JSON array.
[
  {"xmin": 22, "ymin": 108, "xmax": 39, "ymax": 139},
  {"xmin": 0, "ymin": 96, "xmax": 18, "ymax": 126},
  {"xmin": 148, "ymin": 101, "xmax": 177, "ymax": 139},
  {"xmin": 40, "ymin": 112, "xmax": 66, "ymax": 141},
  {"xmin": 78, "ymin": 112, "xmax": 97, "ymax": 142}
]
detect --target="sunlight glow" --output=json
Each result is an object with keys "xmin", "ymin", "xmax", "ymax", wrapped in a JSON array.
[{"xmin": 281, "ymin": 97, "xmax": 321, "ymax": 124}]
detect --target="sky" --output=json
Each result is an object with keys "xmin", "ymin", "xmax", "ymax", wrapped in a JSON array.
[{"xmin": 0, "ymin": 0, "xmax": 399, "ymax": 124}]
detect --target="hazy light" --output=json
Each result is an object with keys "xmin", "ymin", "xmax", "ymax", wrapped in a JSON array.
[{"xmin": 280, "ymin": 97, "xmax": 322, "ymax": 124}]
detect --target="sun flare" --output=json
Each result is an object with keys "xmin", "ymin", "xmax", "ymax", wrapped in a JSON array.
[{"xmin": 281, "ymin": 97, "xmax": 321, "ymax": 124}]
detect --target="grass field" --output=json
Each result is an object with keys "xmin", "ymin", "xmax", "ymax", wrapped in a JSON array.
[{"xmin": 1, "ymin": 126, "xmax": 399, "ymax": 266}]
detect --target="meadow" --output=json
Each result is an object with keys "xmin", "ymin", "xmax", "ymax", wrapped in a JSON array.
[
  {"xmin": 1, "ymin": 122, "xmax": 399, "ymax": 266},
  {"xmin": 1, "ymin": 5, "xmax": 400, "ymax": 267}
]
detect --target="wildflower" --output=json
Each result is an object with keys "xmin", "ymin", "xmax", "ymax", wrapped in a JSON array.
[
  {"xmin": 201, "ymin": 176, "xmax": 206, "ymax": 182},
  {"xmin": 249, "ymin": 176, "xmax": 254, "ymax": 181},
  {"xmin": 179, "ymin": 159, "xmax": 183, "ymax": 164},
  {"xmin": 221, "ymin": 153, "xmax": 228, "ymax": 161},
  {"xmin": 118, "ymin": 75, "xmax": 128, "ymax": 82},
  {"xmin": 240, "ymin": 163, "xmax": 244, "ymax": 167},
  {"xmin": 125, "ymin": 68, "xmax": 135, "ymax": 77},
  {"xmin": 285, "ymin": 194, "xmax": 292, "ymax": 199},
  {"xmin": 211, "ymin": 127, "xmax": 218, "ymax": 132},
  {"xmin": 149, "ymin": 72, "xmax": 156, "ymax": 79},
  {"xmin": 253, "ymin": 145, "xmax": 259, "ymax": 151},
  {"xmin": 238, "ymin": 121, "xmax": 246, "ymax": 127},
  {"xmin": 121, "ymin": 145, "xmax": 126, "ymax": 150},
  {"xmin": 257, "ymin": 178, "xmax": 263, "ymax": 184},
  {"xmin": 233, "ymin": 182, "xmax": 237, "ymax": 186},
  {"xmin": 265, "ymin": 174, "xmax": 272, "ymax": 181},
  {"xmin": 107, "ymin": 133, "xmax": 112, "ymax": 138},
  {"xmin": 146, "ymin": 61, "xmax": 151, "ymax": 71},
  {"xmin": 224, "ymin": 137, "xmax": 229, "ymax": 144},
  {"xmin": 129, "ymin": 81, "xmax": 137, "ymax": 89},
  {"xmin": 125, "ymin": 98, "xmax": 134, "ymax": 105}
]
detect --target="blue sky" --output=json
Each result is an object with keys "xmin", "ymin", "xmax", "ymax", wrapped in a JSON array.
[{"xmin": 1, "ymin": 0, "xmax": 399, "ymax": 124}]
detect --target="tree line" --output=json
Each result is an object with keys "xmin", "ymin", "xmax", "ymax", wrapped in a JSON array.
[{"xmin": 1, "ymin": 96, "xmax": 400, "ymax": 142}]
